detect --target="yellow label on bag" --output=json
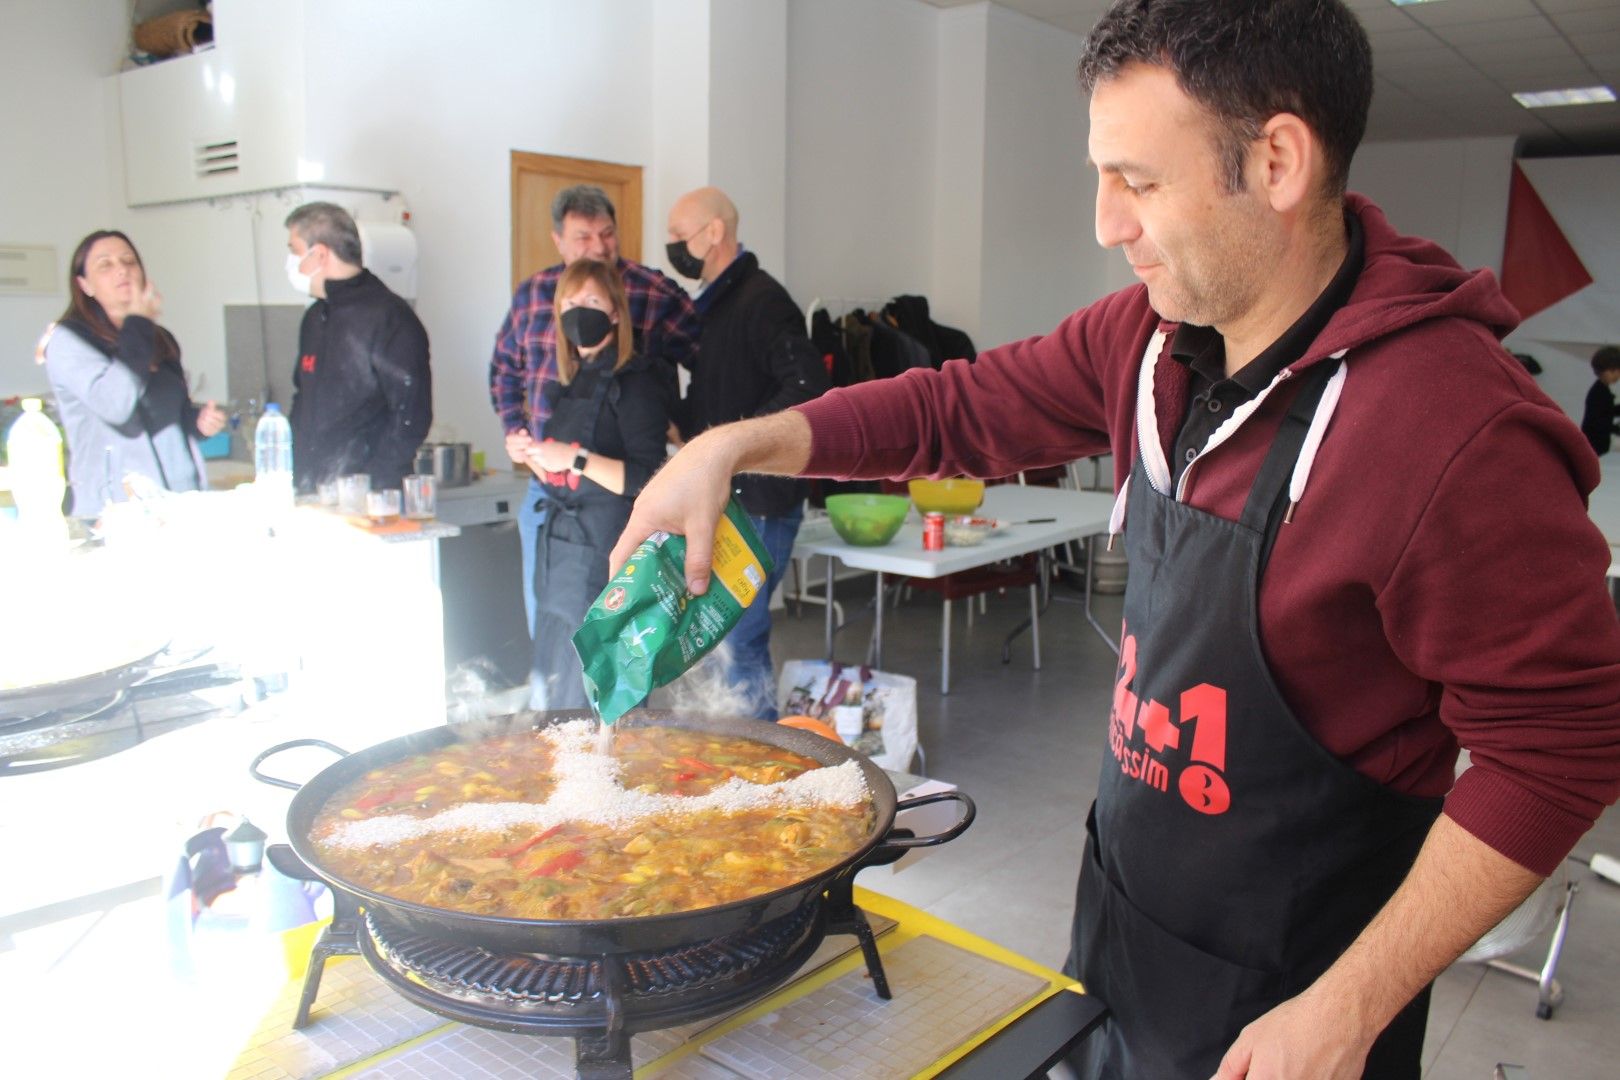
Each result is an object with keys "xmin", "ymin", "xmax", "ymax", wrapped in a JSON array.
[{"xmin": 710, "ymin": 512, "xmax": 766, "ymax": 606}]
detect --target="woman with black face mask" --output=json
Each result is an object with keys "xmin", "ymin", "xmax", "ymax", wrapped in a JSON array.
[{"xmin": 524, "ymin": 258, "xmax": 673, "ymax": 709}]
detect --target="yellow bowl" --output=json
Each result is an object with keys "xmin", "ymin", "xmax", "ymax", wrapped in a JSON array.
[{"xmin": 908, "ymin": 478, "xmax": 985, "ymax": 515}]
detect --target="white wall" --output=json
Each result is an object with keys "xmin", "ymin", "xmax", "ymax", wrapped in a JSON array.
[
  {"xmin": 652, "ymin": 0, "xmax": 714, "ymax": 289},
  {"xmin": 709, "ymin": 0, "xmax": 788, "ymax": 280},
  {"xmin": 932, "ymin": 5, "xmax": 990, "ymax": 341},
  {"xmin": 786, "ymin": 0, "xmax": 1103, "ymax": 351},
  {"xmin": 978, "ymin": 4, "xmax": 1097, "ymax": 348},
  {"xmin": 785, "ymin": 0, "xmax": 940, "ymax": 318},
  {"xmin": 1348, "ymin": 136, "xmax": 1515, "ymax": 275},
  {"xmin": 0, "ymin": 0, "xmax": 127, "ymax": 399}
]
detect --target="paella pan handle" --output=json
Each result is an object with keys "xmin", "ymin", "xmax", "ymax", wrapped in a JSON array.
[
  {"xmin": 875, "ymin": 790, "xmax": 977, "ymax": 850},
  {"xmin": 249, "ymin": 739, "xmax": 349, "ymax": 790}
]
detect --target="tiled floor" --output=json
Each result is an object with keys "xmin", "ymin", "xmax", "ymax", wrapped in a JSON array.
[{"xmin": 770, "ymin": 568, "xmax": 1620, "ymax": 1079}]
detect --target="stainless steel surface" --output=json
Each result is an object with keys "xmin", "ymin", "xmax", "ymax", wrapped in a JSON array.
[
  {"xmin": 440, "ymin": 518, "xmax": 529, "ymax": 684},
  {"xmin": 416, "ymin": 442, "xmax": 472, "ymax": 488}
]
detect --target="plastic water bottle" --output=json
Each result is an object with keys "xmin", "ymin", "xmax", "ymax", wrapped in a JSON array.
[
  {"xmin": 5, "ymin": 398, "xmax": 68, "ymax": 543},
  {"xmin": 253, "ymin": 402, "xmax": 294, "ymax": 512}
]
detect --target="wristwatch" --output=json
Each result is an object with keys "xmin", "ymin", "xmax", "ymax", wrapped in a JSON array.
[{"xmin": 569, "ymin": 445, "xmax": 589, "ymax": 476}]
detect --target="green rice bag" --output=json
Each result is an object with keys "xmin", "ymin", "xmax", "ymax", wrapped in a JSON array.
[{"xmin": 573, "ymin": 498, "xmax": 774, "ymax": 725}]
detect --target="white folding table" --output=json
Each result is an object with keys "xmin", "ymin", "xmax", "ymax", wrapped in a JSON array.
[{"xmin": 791, "ymin": 486, "xmax": 1117, "ymax": 693}]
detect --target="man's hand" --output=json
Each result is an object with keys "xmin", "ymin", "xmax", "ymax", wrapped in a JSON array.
[
  {"xmin": 609, "ymin": 410, "xmax": 814, "ymax": 594},
  {"xmin": 1213, "ymin": 815, "xmax": 1543, "ymax": 1079},
  {"xmin": 608, "ymin": 429, "xmax": 739, "ymax": 595},
  {"xmin": 504, "ymin": 429, "xmax": 534, "ymax": 465},
  {"xmin": 1210, "ymin": 988, "xmax": 1375, "ymax": 1080}
]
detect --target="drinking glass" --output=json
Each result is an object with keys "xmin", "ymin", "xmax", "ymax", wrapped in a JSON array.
[
  {"xmin": 365, "ymin": 489, "xmax": 401, "ymax": 522},
  {"xmin": 316, "ymin": 479, "xmax": 340, "ymax": 507},
  {"xmin": 403, "ymin": 474, "xmax": 437, "ymax": 520},
  {"xmin": 336, "ymin": 474, "xmax": 370, "ymax": 515}
]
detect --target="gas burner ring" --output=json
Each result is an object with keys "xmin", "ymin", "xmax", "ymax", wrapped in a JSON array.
[{"xmin": 361, "ymin": 897, "xmax": 823, "ymax": 1012}]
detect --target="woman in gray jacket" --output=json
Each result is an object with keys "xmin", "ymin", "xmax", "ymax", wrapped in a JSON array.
[{"xmin": 43, "ymin": 230, "xmax": 226, "ymax": 518}]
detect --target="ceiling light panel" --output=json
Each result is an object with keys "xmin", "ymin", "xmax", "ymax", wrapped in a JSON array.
[{"xmin": 1512, "ymin": 86, "xmax": 1617, "ymax": 109}]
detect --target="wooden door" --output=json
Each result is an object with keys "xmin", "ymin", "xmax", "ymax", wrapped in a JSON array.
[{"xmin": 511, "ymin": 152, "xmax": 643, "ymax": 290}]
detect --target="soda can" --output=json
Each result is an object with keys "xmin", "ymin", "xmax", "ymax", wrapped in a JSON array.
[{"xmin": 923, "ymin": 511, "xmax": 945, "ymax": 550}]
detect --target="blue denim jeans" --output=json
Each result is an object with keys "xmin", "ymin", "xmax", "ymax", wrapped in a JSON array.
[
  {"xmin": 519, "ymin": 476, "xmax": 546, "ymax": 639},
  {"xmin": 726, "ymin": 507, "xmax": 804, "ymax": 720}
]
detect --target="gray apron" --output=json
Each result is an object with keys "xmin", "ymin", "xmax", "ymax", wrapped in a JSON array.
[{"xmin": 530, "ymin": 360, "xmax": 631, "ymax": 709}]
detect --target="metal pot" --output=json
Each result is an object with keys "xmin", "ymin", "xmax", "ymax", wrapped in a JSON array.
[
  {"xmin": 414, "ymin": 441, "xmax": 472, "ymax": 488},
  {"xmin": 250, "ymin": 709, "xmax": 974, "ymax": 956}
]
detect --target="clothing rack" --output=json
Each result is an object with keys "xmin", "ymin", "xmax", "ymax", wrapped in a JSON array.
[{"xmin": 805, "ymin": 295, "xmax": 891, "ymax": 334}]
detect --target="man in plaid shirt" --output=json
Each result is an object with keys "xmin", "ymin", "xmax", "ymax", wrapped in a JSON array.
[{"xmin": 489, "ymin": 184, "xmax": 698, "ymax": 637}]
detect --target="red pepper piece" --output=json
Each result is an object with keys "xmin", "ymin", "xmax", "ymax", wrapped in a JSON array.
[
  {"xmin": 354, "ymin": 784, "xmax": 415, "ymax": 811},
  {"xmin": 673, "ymin": 771, "xmax": 698, "ymax": 783},
  {"xmin": 677, "ymin": 756, "xmax": 720, "ymax": 774},
  {"xmin": 529, "ymin": 849, "xmax": 584, "ymax": 878},
  {"xmin": 492, "ymin": 824, "xmax": 562, "ymax": 859}
]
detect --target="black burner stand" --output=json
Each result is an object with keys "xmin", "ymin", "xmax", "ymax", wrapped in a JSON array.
[
  {"xmin": 271, "ymin": 845, "xmax": 896, "ymax": 1079},
  {"xmin": 266, "ymin": 845, "xmax": 362, "ymax": 1029}
]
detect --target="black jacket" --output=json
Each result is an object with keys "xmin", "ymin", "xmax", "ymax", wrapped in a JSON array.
[
  {"xmin": 290, "ymin": 269, "xmax": 432, "ymax": 490},
  {"xmin": 882, "ymin": 295, "xmax": 976, "ymax": 369},
  {"xmin": 1581, "ymin": 378, "xmax": 1619, "ymax": 456},
  {"xmin": 680, "ymin": 252, "xmax": 829, "ymax": 516}
]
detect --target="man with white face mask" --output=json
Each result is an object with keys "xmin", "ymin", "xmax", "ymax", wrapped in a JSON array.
[{"xmin": 284, "ymin": 201, "xmax": 431, "ymax": 491}]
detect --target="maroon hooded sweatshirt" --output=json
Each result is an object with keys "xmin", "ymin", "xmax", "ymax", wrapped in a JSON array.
[{"xmin": 793, "ymin": 194, "xmax": 1620, "ymax": 876}]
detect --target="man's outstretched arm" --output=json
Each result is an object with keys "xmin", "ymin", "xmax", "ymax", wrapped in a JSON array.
[{"xmin": 609, "ymin": 410, "xmax": 813, "ymax": 595}]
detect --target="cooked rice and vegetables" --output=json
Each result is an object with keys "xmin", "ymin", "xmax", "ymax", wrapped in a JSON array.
[{"xmin": 310, "ymin": 721, "xmax": 872, "ymax": 920}]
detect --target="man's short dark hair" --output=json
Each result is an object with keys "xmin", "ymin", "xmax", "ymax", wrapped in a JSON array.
[
  {"xmin": 1593, "ymin": 346, "xmax": 1620, "ymax": 376},
  {"xmin": 1077, "ymin": 0, "xmax": 1372, "ymax": 199},
  {"xmin": 551, "ymin": 185, "xmax": 617, "ymax": 232},
  {"xmin": 284, "ymin": 201, "xmax": 364, "ymax": 265}
]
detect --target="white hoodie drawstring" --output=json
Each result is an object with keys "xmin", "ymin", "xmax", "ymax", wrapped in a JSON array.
[
  {"xmin": 1111, "ymin": 344, "xmax": 1348, "ymax": 539},
  {"xmin": 1283, "ymin": 354, "xmax": 1348, "ymax": 523},
  {"xmin": 1106, "ymin": 475, "xmax": 1131, "ymax": 551}
]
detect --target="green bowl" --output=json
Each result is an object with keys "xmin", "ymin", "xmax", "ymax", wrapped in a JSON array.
[{"xmin": 824, "ymin": 494, "xmax": 911, "ymax": 546}]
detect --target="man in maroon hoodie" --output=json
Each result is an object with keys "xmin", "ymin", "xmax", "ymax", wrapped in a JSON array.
[{"xmin": 611, "ymin": 2, "xmax": 1620, "ymax": 1077}]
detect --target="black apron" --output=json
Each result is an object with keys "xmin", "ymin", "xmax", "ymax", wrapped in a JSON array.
[
  {"xmin": 530, "ymin": 360, "xmax": 632, "ymax": 710},
  {"xmin": 1070, "ymin": 348, "xmax": 1443, "ymax": 1079}
]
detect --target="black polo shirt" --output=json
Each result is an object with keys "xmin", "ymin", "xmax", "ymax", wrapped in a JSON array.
[{"xmin": 1169, "ymin": 213, "xmax": 1364, "ymax": 485}]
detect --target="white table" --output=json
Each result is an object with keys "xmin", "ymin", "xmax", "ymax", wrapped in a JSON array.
[{"xmin": 792, "ymin": 486, "xmax": 1117, "ymax": 693}]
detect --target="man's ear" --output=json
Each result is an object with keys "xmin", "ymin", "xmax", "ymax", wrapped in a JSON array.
[{"xmin": 1255, "ymin": 112, "xmax": 1317, "ymax": 214}]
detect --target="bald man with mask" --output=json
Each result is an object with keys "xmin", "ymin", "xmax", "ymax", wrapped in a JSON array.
[{"xmin": 666, "ymin": 187, "xmax": 829, "ymax": 718}]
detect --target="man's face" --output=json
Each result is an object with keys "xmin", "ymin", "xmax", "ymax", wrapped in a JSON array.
[
  {"xmin": 666, "ymin": 200, "xmax": 718, "ymax": 274},
  {"xmin": 1088, "ymin": 63, "xmax": 1274, "ymax": 330},
  {"xmin": 287, "ymin": 231, "xmax": 331, "ymax": 298},
  {"xmin": 553, "ymin": 213, "xmax": 618, "ymax": 265}
]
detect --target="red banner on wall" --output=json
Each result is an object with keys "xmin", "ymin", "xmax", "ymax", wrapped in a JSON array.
[{"xmin": 1500, "ymin": 162, "xmax": 1592, "ymax": 321}]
